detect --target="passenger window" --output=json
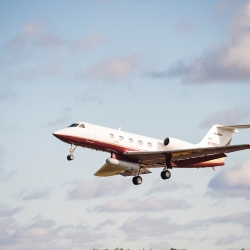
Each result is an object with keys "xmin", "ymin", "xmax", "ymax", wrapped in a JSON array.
[
  {"xmin": 79, "ymin": 124, "xmax": 85, "ymax": 128},
  {"xmin": 129, "ymin": 138, "xmax": 133, "ymax": 143},
  {"xmin": 119, "ymin": 136, "xmax": 124, "ymax": 141},
  {"xmin": 109, "ymin": 133, "xmax": 114, "ymax": 138},
  {"xmin": 138, "ymin": 140, "xmax": 143, "ymax": 145},
  {"xmin": 147, "ymin": 142, "xmax": 152, "ymax": 147}
]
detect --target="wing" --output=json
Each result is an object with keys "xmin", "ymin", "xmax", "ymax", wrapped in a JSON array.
[
  {"xmin": 94, "ymin": 163, "xmax": 152, "ymax": 177},
  {"xmin": 124, "ymin": 144, "xmax": 250, "ymax": 167},
  {"xmin": 94, "ymin": 163, "xmax": 127, "ymax": 177}
]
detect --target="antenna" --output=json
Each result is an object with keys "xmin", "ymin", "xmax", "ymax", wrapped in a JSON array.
[{"xmin": 118, "ymin": 127, "xmax": 121, "ymax": 131}]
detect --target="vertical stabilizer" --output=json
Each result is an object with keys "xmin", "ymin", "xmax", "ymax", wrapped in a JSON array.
[{"xmin": 198, "ymin": 125, "xmax": 235, "ymax": 147}]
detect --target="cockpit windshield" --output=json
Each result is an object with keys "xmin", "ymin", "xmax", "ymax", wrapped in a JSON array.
[
  {"xmin": 68, "ymin": 123, "xmax": 85, "ymax": 128},
  {"xmin": 68, "ymin": 123, "xmax": 79, "ymax": 127}
]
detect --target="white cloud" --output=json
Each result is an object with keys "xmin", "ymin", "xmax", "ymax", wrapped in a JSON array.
[
  {"xmin": 5, "ymin": 21, "xmax": 40, "ymax": 53},
  {"xmin": 71, "ymin": 31, "xmax": 106, "ymax": 53},
  {"xmin": 217, "ymin": 163, "xmax": 250, "ymax": 187},
  {"xmin": 34, "ymin": 33, "xmax": 65, "ymax": 48},
  {"xmin": 119, "ymin": 211, "xmax": 250, "ymax": 243},
  {"xmin": 21, "ymin": 188, "xmax": 51, "ymax": 201},
  {"xmin": 215, "ymin": 234, "xmax": 242, "ymax": 245},
  {"xmin": 208, "ymin": 211, "xmax": 250, "ymax": 229},
  {"xmin": 145, "ymin": 179, "xmax": 192, "ymax": 195},
  {"xmin": 0, "ymin": 217, "xmax": 14, "ymax": 234},
  {"xmin": 181, "ymin": 211, "xmax": 250, "ymax": 234},
  {"xmin": 207, "ymin": 160, "xmax": 250, "ymax": 199},
  {"xmin": 3, "ymin": 20, "xmax": 66, "ymax": 75},
  {"xmin": 68, "ymin": 178, "xmax": 129, "ymax": 200},
  {"xmin": 89, "ymin": 197, "xmax": 190, "ymax": 212},
  {"xmin": 0, "ymin": 205, "xmax": 23, "ymax": 217},
  {"xmin": 0, "ymin": 215, "xmax": 105, "ymax": 250},
  {"xmin": 214, "ymin": 1, "xmax": 244, "ymax": 19},
  {"xmin": 120, "ymin": 216, "xmax": 179, "ymax": 240},
  {"xmin": 21, "ymin": 21, "xmax": 41, "ymax": 37},
  {"xmin": 0, "ymin": 167, "xmax": 15, "ymax": 182},
  {"xmin": 80, "ymin": 56, "xmax": 139, "ymax": 83},
  {"xmin": 94, "ymin": 219, "xmax": 116, "ymax": 230},
  {"xmin": 199, "ymin": 106, "xmax": 250, "ymax": 128},
  {"xmin": 152, "ymin": 1, "xmax": 250, "ymax": 83},
  {"xmin": 0, "ymin": 149, "xmax": 17, "ymax": 181},
  {"xmin": 6, "ymin": 20, "xmax": 64, "ymax": 52}
]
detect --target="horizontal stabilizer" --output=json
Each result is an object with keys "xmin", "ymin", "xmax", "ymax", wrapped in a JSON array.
[{"xmin": 219, "ymin": 124, "xmax": 250, "ymax": 130}]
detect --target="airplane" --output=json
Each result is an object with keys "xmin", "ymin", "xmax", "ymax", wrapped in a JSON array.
[{"xmin": 53, "ymin": 122, "xmax": 250, "ymax": 185}]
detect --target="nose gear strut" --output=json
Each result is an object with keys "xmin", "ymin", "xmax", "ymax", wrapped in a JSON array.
[{"xmin": 67, "ymin": 144, "xmax": 77, "ymax": 161}]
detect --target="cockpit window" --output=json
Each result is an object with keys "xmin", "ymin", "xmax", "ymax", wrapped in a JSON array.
[
  {"xmin": 79, "ymin": 124, "xmax": 85, "ymax": 128},
  {"xmin": 68, "ymin": 123, "xmax": 79, "ymax": 127}
]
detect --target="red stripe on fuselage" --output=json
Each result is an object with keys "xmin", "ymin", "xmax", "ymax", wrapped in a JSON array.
[
  {"xmin": 54, "ymin": 134, "xmax": 138, "ymax": 153},
  {"xmin": 54, "ymin": 134, "xmax": 225, "ymax": 168}
]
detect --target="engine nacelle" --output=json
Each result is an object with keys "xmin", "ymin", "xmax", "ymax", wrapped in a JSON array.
[
  {"xmin": 164, "ymin": 137, "xmax": 170, "ymax": 146},
  {"xmin": 163, "ymin": 137, "xmax": 179, "ymax": 147},
  {"xmin": 163, "ymin": 137, "xmax": 193, "ymax": 150},
  {"xmin": 106, "ymin": 158, "xmax": 140, "ymax": 170}
]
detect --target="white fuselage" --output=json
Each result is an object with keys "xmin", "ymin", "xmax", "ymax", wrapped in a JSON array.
[{"xmin": 53, "ymin": 122, "xmax": 196, "ymax": 154}]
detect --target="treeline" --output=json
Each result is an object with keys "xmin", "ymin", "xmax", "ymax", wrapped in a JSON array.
[
  {"xmin": 93, "ymin": 248, "xmax": 245, "ymax": 250},
  {"xmin": 93, "ymin": 248, "xmax": 186, "ymax": 250}
]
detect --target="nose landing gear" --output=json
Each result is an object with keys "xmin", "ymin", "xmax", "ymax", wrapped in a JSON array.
[
  {"xmin": 67, "ymin": 144, "xmax": 77, "ymax": 161},
  {"xmin": 67, "ymin": 155, "xmax": 74, "ymax": 161}
]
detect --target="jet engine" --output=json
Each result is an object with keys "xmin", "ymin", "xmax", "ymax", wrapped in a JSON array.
[
  {"xmin": 163, "ymin": 137, "xmax": 193, "ymax": 149},
  {"xmin": 164, "ymin": 137, "xmax": 170, "ymax": 146},
  {"xmin": 163, "ymin": 137, "xmax": 181, "ymax": 147}
]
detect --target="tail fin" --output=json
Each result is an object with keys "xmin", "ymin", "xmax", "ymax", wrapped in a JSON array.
[{"xmin": 198, "ymin": 124, "xmax": 250, "ymax": 147}]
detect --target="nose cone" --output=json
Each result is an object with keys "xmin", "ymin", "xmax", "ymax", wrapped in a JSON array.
[
  {"xmin": 53, "ymin": 128, "xmax": 75, "ymax": 143},
  {"xmin": 53, "ymin": 129, "xmax": 65, "ymax": 139}
]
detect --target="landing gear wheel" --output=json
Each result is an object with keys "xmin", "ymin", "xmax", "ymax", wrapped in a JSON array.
[
  {"xmin": 67, "ymin": 155, "xmax": 74, "ymax": 161},
  {"xmin": 161, "ymin": 170, "xmax": 171, "ymax": 180},
  {"xmin": 132, "ymin": 176, "xmax": 143, "ymax": 185}
]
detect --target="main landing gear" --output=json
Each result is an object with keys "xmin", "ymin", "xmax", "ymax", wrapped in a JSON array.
[
  {"xmin": 67, "ymin": 144, "xmax": 77, "ymax": 161},
  {"xmin": 161, "ymin": 153, "xmax": 172, "ymax": 180},
  {"xmin": 132, "ymin": 176, "xmax": 143, "ymax": 185},
  {"xmin": 132, "ymin": 153, "xmax": 173, "ymax": 185},
  {"xmin": 132, "ymin": 168, "xmax": 143, "ymax": 185},
  {"xmin": 161, "ymin": 170, "xmax": 171, "ymax": 180}
]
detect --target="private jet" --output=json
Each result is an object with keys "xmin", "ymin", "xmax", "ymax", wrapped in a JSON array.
[{"xmin": 53, "ymin": 122, "xmax": 250, "ymax": 185}]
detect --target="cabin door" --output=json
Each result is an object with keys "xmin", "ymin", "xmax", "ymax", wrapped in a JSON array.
[{"xmin": 87, "ymin": 124, "xmax": 96, "ymax": 143}]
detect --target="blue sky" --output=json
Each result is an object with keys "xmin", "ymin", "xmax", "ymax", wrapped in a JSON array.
[{"xmin": 0, "ymin": 0, "xmax": 250, "ymax": 249}]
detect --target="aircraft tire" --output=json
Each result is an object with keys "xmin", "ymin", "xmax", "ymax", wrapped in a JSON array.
[
  {"xmin": 67, "ymin": 155, "xmax": 74, "ymax": 161},
  {"xmin": 161, "ymin": 170, "xmax": 171, "ymax": 180},
  {"xmin": 132, "ymin": 176, "xmax": 143, "ymax": 185}
]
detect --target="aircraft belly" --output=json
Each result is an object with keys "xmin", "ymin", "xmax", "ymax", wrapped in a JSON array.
[{"xmin": 173, "ymin": 161, "xmax": 225, "ymax": 168}]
